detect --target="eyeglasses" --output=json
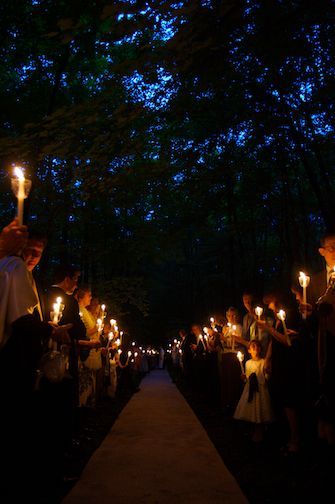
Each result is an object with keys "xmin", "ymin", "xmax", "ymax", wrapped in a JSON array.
[{"xmin": 322, "ymin": 246, "xmax": 335, "ymax": 253}]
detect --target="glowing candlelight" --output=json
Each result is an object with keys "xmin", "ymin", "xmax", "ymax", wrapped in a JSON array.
[
  {"xmin": 255, "ymin": 306, "xmax": 263, "ymax": 320},
  {"xmin": 51, "ymin": 296, "xmax": 64, "ymax": 324},
  {"xmin": 299, "ymin": 271, "xmax": 310, "ymax": 320},
  {"xmin": 96, "ymin": 318, "xmax": 103, "ymax": 334},
  {"xmin": 128, "ymin": 351, "xmax": 132, "ymax": 357},
  {"xmin": 11, "ymin": 166, "xmax": 31, "ymax": 226},
  {"xmin": 132, "ymin": 341, "xmax": 136, "ymax": 346},
  {"xmin": 277, "ymin": 309, "xmax": 291, "ymax": 346},
  {"xmin": 110, "ymin": 319, "xmax": 116, "ymax": 326},
  {"xmin": 237, "ymin": 351, "xmax": 244, "ymax": 373}
]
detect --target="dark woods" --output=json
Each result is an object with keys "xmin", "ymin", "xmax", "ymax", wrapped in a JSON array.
[{"xmin": 0, "ymin": 1, "xmax": 334, "ymax": 340}]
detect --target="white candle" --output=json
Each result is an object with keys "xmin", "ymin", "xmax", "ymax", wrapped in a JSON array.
[
  {"xmin": 97, "ymin": 318, "xmax": 103, "ymax": 334},
  {"xmin": 13, "ymin": 167, "xmax": 25, "ymax": 225},
  {"xmin": 298, "ymin": 271, "xmax": 310, "ymax": 320},
  {"xmin": 255, "ymin": 306, "xmax": 263, "ymax": 320},
  {"xmin": 52, "ymin": 303, "xmax": 60, "ymax": 324},
  {"xmin": 277, "ymin": 309, "xmax": 291, "ymax": 346},
  {"xmin": 51, "ymin": 296, "xmax": 63, "ymax": 324},
  {"xmin": 237, "ymin": 351, "xmax": 244, "ymax": 373},
  {"xmin": 232, "ymin": 325, "xmax": 237, "ymax": 351}
]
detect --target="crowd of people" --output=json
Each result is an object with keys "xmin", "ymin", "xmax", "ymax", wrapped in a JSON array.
[
  {"xmin": 0, "ymin": 218, "xmax": 156, "ymax": 501},
  {"xmin": 1, "ymin": 217, "xmax": 335, "ymax": 499},
  {"xmin": 167, "ymin": 231, "xmax": 335, "ymax": 460}
]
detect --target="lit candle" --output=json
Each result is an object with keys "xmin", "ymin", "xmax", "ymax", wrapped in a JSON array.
[
  {"xmin": 52, "ymin": 303, "xmax": 60, "ymax": 324},
  {"xmin": 298, "ymin": 271, "xmax": 310, "ymax": 320},
  {"xmin": 51, "ymin": 296, "xmax": 63, "ymax": 324},
  {"xmin": 232, "ymin": 324, "xmax": 236, "ymax": 351},
  {"xmin": 277, "ymin": 309, "xmax": 291, "ymax": 346},
  {"xmin": 237, "ymin": 351, "xmax": 244, "ymax": 373},
  {"xmin": 12, "ymin": 166, "xmax": 31, "ymax": 226},
  {"xmin": 255, "ymin": 306, "xmax": 263, "ymax": 320},
  {"xmin": 97, "ymin": 318, "xmax": 103, "ymax": 334}
]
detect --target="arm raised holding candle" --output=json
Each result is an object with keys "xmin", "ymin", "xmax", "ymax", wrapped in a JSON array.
[
  {"xmin": 0, "ymin": 219, "xmax": 28, "ymax": 258},
  {"xmin": 256, "ymin": 319, "xmax": 297, "ymax": 347}
]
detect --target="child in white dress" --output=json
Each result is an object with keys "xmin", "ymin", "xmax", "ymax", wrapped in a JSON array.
[{"xmin": 234, "ymin": 340, "xmax": 274, "ymax": 442}]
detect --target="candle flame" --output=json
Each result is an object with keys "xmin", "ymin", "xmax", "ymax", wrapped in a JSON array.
[
  {"xmin": 210, "ymin": 317, "xmax": 215, "ymax": 323},
  {"xmin": 237, "ymin": 351, "xmax": 244, "ymax": 362},
  {"xmin": 255, "ymin": 306, "xmax": 263, "ymax": 317},
  {"xmin": 14, "ymin": 166, "xmax": 24, "ymax": 180},
  {"xmin": 128, "ymin": 351, "xmax": 132, "ymax": 357},
  {"xmin": 277, "ymin": 309, "xmax": 286, "ymax": 321},
  {"xmin": 101, "ymin": 304, "xmax": 106, "ymax": 311},
  {"xmin": 298, "ymin": 271, "xmax": 310, "ymax": 288},
  {"xmin": 110, "ymin": 319, "xmax": 116, "ymax": 325}
]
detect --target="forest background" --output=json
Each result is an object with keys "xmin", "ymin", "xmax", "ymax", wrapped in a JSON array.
[{"xmin": 0, "ymin": 0, "xmax": 334, "ymax": 344}]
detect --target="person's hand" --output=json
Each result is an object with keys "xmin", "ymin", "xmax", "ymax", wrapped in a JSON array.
[
  {"xmin": 101, "ymin": 347, "xmax": 108, "ymax": 357},
  {"xmin": 287, "ymin": 328, "xmax": 299, "ymax": 336},
  {"xmin": 0, "ymin": 218, "xmax": 28, "ymax": 258},
  {"xmin": 256, "ymin": 319, "xmax": 267, "ymax": 328},
  {"xmin": 51, "ymin": 324, "xmax": 72, "ymax": 344},
  {"xmin": 190, "ymin": 344, "xmax": 197, "ymax": 351}
]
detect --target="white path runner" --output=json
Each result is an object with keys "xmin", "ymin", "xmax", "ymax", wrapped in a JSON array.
[{"xmin": 63, "ymin": 370, "xmax": 248, "ymax": 504}]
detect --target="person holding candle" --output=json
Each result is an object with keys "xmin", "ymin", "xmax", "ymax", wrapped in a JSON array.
[
  {"xmin": 259, "ymin": 290, "xmax": 303, "ymax": 454},
  {"xmin": 38, "ymin": 264, "xmax": 88, "ymax": 487},
  {"xmin": 0, "ymin": 228, "xmax": 73, "ymax": 498},
  {"xmin": 241, "ymin": 291, "xmax": 258, "ymax": 342},
  {"xmin": 0, "ymin": 218, "xmax": 28, "ymax": 259},
  {"xmin": 75, "ymin": 287, "xmax": 103, "ymax": 407},
  {"xmin": 219, "ymin": 307, "xmax": 244, "ymax": 414},
  {"xmin": 308, "ymin": 231, "xmax": 335, "ymax": 448},
  {"xmin": 234, "ymin": 340, "xmax": 274, "ymax": 442}
]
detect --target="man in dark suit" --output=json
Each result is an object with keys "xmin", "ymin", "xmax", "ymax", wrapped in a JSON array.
[
  {"xmin": 308, "ymin": 232, "xmax": 335, "ymax": 447},
  {"xmin": 45, "ymin": 264, "xmax": 87, "ymax": 402}
]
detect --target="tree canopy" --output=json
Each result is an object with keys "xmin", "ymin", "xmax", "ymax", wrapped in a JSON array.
[{"xmin": 1, "ymin": 0, "xmax": 334, "ymax": 342}]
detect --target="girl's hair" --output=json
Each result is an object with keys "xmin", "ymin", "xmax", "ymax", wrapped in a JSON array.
[
  {"xmin": 75, "ymin": 286, "xmax": 91, "ymax": 300},
  {"xmin": 248, "ymin": 340, "xmax": 262, "ymax": 351}
]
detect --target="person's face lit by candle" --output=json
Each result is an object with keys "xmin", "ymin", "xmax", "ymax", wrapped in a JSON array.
[
  {"xmin": 242, "ymin": 294, "xmax": 254, "ymax": 314},
  {"xmin": 22, "ymin": 238, "xmax": 45, "ymax": 272},
  {"xmin": 64, "ymin": 271, "xmax": 80, "ymax": 294},
  {"xmin": 319, "ymin": 235, "xmax": 335, "ymax": 269}
]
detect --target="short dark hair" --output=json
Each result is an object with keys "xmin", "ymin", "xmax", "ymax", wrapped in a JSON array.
[
  {"xmin": 248, "ymin": 340, "xmax": 262, "ymax": 351},
  {"xmin": 28, "ymin": 229, "xmax": 48, "ymax": 247},
  {"xmin": 53, "ymin": 264, "xmax": 80, "ymax": 284},
  {"xmin": 75, "ymin": 286, "xmax": 92, "ymax": 300}
]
